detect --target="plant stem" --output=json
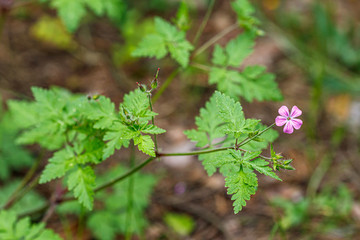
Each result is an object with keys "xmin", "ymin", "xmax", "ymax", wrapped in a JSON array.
[
  {"xmin": 193, "ymin": 0, "xmax": 216, "ymax": 45},
  {"xmin": 95, "ymin": 157, "xmax": 156, "ymax": 194},
  {"xmin": 236, "ymin": 123, "xmax": 276, "ymax": 148},
  {"xmin": 193, "ymin": 23, "xmax": 238, "ymax": 57},
  {"xmin": 190, "ymin": 62, "xmax": 212, "ymax": 72},
  {"xmin": 152, "ymin": 68, "xmax": 180, "ymax": 103},
  {"xmin": 1, "ymin": 152, "xmax": 43, "ymax": 210},
  {"xmin": 125, "ymin": 144, "xmax": 136, "ymax": 240},
  {"xmin": 148, "ymin": 93, "xmax": 158, "ymax": 153}
]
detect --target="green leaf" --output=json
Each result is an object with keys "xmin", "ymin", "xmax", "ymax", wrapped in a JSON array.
[
  {"xmin": 212, "ymin": 45, "xmax": 227, "ymax": 66},
  {"xmin": 134, "ymin": 134, "xmax": 155, "ymax": 156},
  {"xmin": 0, "ymin": 210, "xmax": 62, "ymax": 240},
  {"xmin": 225, "ymin": 166, "xmax": 258, "ymax": 214},
  {"xmin": 141, "ymin": 124, "xmax": 166, "ymax": 134},
  {"xmin": 67, "ymin": 166, "xmax": 96, "ymax": 210},
  {"xmin": 82, "ymin": 96, "xmax": 117, "ymax": 129},
  {"xmin": 39, "ymin": 147, "xmax": 75, "ymax": 183},
  {"xmin": 86, "ymin": 165, "xmax": 158, "ymax": 238},
  {"xmin": 122, "ymin": 89, "xmax": 153, "ymax": 119},
  {"xmin": 240, "ymin": 65, "xmax": 283, "ymax": 101},
  {"xmin": 231, "ymin": 0, "xmax": 262, "ymax": 34},
  {"xmin": 184, "ymin": 93, "xmax": 225, "ymax": 148},
  {"xmin": 132, "ymin": 17, "xmax": 193, "ymax": 67},
  {"xmin": 50, "ymin": 0, "xmax": 86, "ymax": 32},
  {"xmin": 131, "ymin": 34, "xmax": 167, "ymax": 59},
  {"xmin": 246, "ymin": 158, "xmax": 281, "ymax": 181},
  {"xmin": 215, "ymin": 91, "xmax": 246, "ymax": 138},
  {"xmin": 167, "ymin": 40, "xmax": 193, "ymax": 68},
  {"xmin": 103, "ymin": 122, "xmax": 134, "ymax": 159},
  {"xmin": 225, "ymin": 33, "xmax": 255, "ymax": 67}
]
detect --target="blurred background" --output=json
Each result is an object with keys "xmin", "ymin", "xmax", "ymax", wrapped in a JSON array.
[{"xmin": 0, "ymin": 0, "xmax": 360, "ymax": 239}]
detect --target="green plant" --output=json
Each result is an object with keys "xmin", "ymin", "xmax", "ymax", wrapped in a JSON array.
[
  {"xmin": 271, "ymin": 185, "xmax": 354, "ymax": 238},
  {"xmin": 0, "ymin": 0, "xmax": 302, "ymax": 239}
]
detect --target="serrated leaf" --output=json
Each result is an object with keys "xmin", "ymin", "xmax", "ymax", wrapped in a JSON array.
[
  {"xmin": 225, "ymin": 166, "xmax": 258, "ymax": 214},
  {"xmin": 246, "ymin": 158, "xmax": 282, "ymax": 181},
  {"xmin": 82, "ymin": 96, "xmax": 117, "ymax": 129},
  {"xmin": 141, "ymin": 124, "xmax": 166, "ymax": 134},
  {"xmin": 122, "ymin": 89, "xmax": 152, "ymax": 119},
  {"xmin": 212, "ymin": 45, "xmax": 227, "ymax": 66},
  {"xmin": 0, "ymin": 210, "xmax": 62, "ymax": 240},
  {"xmin": 67, "ymin": 166, "xmax": 95, "ymax": 210},
  {"xmin": 134, "ymin": 134, "xmax": 155, "ymax": 156},
  {"xmin": 215, "ymin": 91, "xmax": 246, "ymax": 138},
  {"xmin": 225, "ymin": 33, "xmax": 254, "ymax": 67},
  {"xmin": 132, "ymin": 17, "xmax": 193, "ymax": 67},
  {"xmin": 103, "ymin": 123, "xmax": 134, "ymax": 159},
  {"xmin": 39, "ymin": 147, "xmax": 75, "ymax": 183},
  {"xmin": 184, "ymin": 93, "xmax": 225, "ymax": 148},
  {"xmin": 131, "ymin": 34, "xmax": 167, "ymax": 59},
  {"xmin": 239, "ymin": 65, "xmax": 283, "ymax": 101},
  {"xmin": 50, "ymin": 0, "xmax": 86, "ymax": 32},
  {"xmin": 167, "ymin": 39, "xmax": 194, "ymax": 67}
]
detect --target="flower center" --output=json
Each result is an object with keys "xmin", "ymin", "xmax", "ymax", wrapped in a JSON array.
[{"xmin": 287, "ymin": 117, "xmax": 291, "ymax": 121}]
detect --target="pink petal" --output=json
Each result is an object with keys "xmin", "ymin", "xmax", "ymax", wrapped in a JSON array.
[
  {"xmin": 290, "ymin": 106, "xmax": 302, "ymax": 118},
  {"xmin": 290, "ymin": 118, "xmax": 303, "ymax": 130},
  {"xmin": 278, "ymin": 106, "xmax": 289, "ymax": 117},
  {"xmin": 283, "ymin": 121, "xmax": 294, "ymax": 134},
  {"xmin": 275, "ymin": 116, "xmax": 287, "ymax": 126}
]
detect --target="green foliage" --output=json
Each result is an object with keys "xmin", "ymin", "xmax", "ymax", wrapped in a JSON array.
[
  {"xmin": 0, "ymin": 180, "xmax": 46, "ymax": 215},
  {"xmin": 132, "ymin": 17, "xmax": 194, "ymax": 67},
  {"xmin": 10, "ymin": 87, "xmax": 165, "ymax": 210},
  {"xmin": 185, "ymin": 91, "xmax": 281, "ymax": 213},
  {"xmin": 58, "ymin": 165, "xmax": 157, "ymax": 239},
  {"xmin": 225, "ymin": 166, "xmax": 257, "ymax": 214},
  {"xmin": 272, "ymin": 185, "xmax": 353, "ymax": 233},
  {"xmin": 0, "ymin": 210, "xmax": 62, "ymax": 240},
  {"xmin": 0, "ymin": 102, "xmax": 33, "ymax": 180},
  {"xmin": 87, "ymin": 166, "xmax": 157, "ymax": 239},
  {"xmin": 231, "ymin": 0, "xmax": 262, "ymax": 35},
  {"xmin": 41, "ymin": 0, "xmax": 126, "ymax": 32},
  {"xmin": 209, "ymin": 34, "xmax": 283, "ymax": 101}
]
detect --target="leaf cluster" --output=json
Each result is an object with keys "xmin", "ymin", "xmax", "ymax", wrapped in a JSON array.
[
  {"xmin": 0, "ymin": 210, "xmax": 62, "ymax": 240},
  {"xmin": 9, "ymin": 87, "xmax": 165, "ymax": 210},
  {"xmin": 209, "ymin": 33, "xmax": 283, "ymax": 101},
  {"xmin": 41, "ymin": 0, "xmax": 126, "ymax": 32},
  {"xmin": 0, "ymin": 102, "xmax": 33, "ymax": 181},
  {"xmin": 58, "ymin": 165, "xmax": 157, "ymax": 240},
  {"xmin": 185, "ymin": 91, "xmax": 281, "ymax": 213},
  {"xmin": 132, "ymin": 17, "xmax": 194, "ymax": 68}
]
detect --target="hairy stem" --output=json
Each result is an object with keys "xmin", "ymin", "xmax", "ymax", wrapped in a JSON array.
[
  {"xmin": 148, "ymin": 93, "xmax": 158, "ymax": 153},
  {"xmin": 1, "ymin": 152, "xmax": 43, "ymax": 210},
  {"xmin": 193, "ymin": 23, "xmax": 238, "ymax": 57},
  {"xmin": 193, "ymin": 0, "xmax": 216, "ymax": 45},
  {"xmin": 152, "ymin": 68, "xmax": 180, "ymax": 103},
  {"xmin": 236, "ymin": 123, "xmax": 276, "ymax": 148},
  {"xmin": 125, "ymin": 144, "xmax": 136, "ymax": 240}
]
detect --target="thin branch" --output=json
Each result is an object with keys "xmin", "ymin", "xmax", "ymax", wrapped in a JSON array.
[
  {"xmin": 152, "ymin": 68, "xmax": 180, "ymax": 103},
  {"xmin": 148, "ymin": 93, "xmax": 158, "ymax": 153},
  {"xmin": 193, "ymin": 0, "xmax": 216, "ymax": 45},
  {"xmin": 1, "ymin": 152, "xmax": 43, "ymax": 210},
  {"xmin": 193, "ymin": 23, "xmax": 238, "ymax": 57}
]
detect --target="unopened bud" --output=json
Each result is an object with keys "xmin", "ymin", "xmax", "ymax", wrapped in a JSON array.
[{"xmin": 136, "ymin": 82, "xmax": 147, "ymax": 92}]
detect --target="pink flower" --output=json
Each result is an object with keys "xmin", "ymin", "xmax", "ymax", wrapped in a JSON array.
[{"xmin": 275, "ymin": 106, "xmax": 303, "ymax": 134}]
